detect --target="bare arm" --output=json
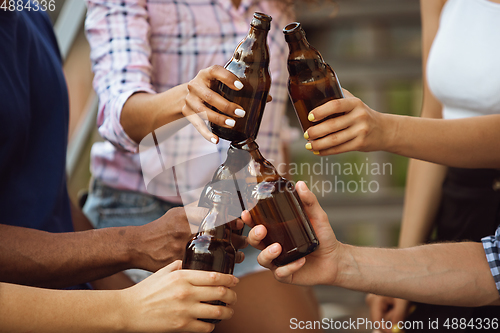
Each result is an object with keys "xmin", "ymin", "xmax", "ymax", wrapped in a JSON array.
[
  {"xmin": 336, "ymin": 242, "xmax": 497, "ymax": 307},
  {"xmin": 70, "ymin": 200, "xmax": 135, "ymax": 290},
  {"xmin": 0, "ymin": 207, "xmax": 192, "ymax": 289},
  {"xmin": 0, "ymin": 223, "xmax": 132, "ymax": 288},
  {"xmin": 0, "ymin": 261, "xmax": 238, "ymax": 333},
  {"xmin": 306, "ymin": 0, "xmax": 500, "ymax": 169},
  {"xmin": 120, "ymin": 85, "xmax": 188, "ymax": 144},
  {"xmin": 244, "ymin": 181, "xmax": 500, "ymax": 307}
]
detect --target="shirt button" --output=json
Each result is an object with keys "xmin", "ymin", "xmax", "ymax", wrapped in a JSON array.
[{"xmin": 493, "ymin": 178, "xmax": 500, "ymax": 191}]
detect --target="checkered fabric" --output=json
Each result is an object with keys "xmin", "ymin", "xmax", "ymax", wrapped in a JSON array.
[
  {"xmin": 85, "ymin": 0, "xmax": 296, "ymax": 201},
  {"xmin": 482, "ymin": 226, "xmax": 500, "ymax": 294}
]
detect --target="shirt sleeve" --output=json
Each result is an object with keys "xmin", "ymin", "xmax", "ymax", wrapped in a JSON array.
[
  {"xmin": 482, "ymin": 226, "xmax": 500, "ymax": 295},
  {"xmin": 85, "ymin": 0, "xmax": 156, "ymax": 152}
]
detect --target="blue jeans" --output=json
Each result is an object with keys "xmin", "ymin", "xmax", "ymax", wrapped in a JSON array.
[{"xmin": 83, "ymin": 180, "xmax": 263, "ymax": 281}]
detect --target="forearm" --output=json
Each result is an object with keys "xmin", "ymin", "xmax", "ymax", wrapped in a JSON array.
[
  {"xmin": 0, "ymin": 224, "xmax": 134, "ymax": 288},
  {"xmin": 335, "ymin": 242, "xmax": 498, "ymax": 307},
  {"xmin": 121, "ymin": 84, "xmax": 188, "ymax": 143},
  {"xmin": 398, "ymin": 158, "xmax": 447, "ymax": 248},
  {"xmin": 0, "ymin": 283, "xmax": 124, "ymax": 333},
  {"xmin": 386, "ymin": 113, "xmax": 500, "ymax": 168}
]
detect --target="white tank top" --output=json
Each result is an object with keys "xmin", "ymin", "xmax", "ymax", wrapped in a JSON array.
[{"xmin": 427, "ymin": 0, "xmax": 500, "ymax": 119}]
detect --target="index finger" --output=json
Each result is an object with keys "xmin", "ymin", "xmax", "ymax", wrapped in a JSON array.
[
  {"xmin": 309, "ymin": 97, "xmax": 358, "ymax": 122},
  {"xmin": 200, "ymin": 65, "xmax": 243, "ymax": 91}
]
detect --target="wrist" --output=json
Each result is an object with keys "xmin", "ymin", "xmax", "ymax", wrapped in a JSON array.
[
  {"xmin": 328, "ymin": 242, "xmax": 352, "ymax": 287},
  {"xmin": 121, "ymin": 225, "xmax": 143, "ymax": 270},
  {"xmin": 380, "ymin": 113, "xmax": 401, "ymax": 154},
  {"xmin": 114, "ymin": 289, "xmax": 134, "ymax": 332}
]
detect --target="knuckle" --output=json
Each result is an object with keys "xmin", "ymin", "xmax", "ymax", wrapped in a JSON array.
[
  {"xmin": 358, "ymin": 123, "xmax": 370, "ymax": 136},
  {"xmin": 174, "ymin": 318, "xmax": 189, "ymax": 330},
  {"xmin": 331, "ymin": 98, "xmax": 341, "ymax": 109},
  {"xmin": 203, "ymin": 324, "xmax": 215, "ymax": 333},
  {"xmin": 174, "ymin": 286, "xmax": 190, "ymax": 300},
  {"xmin": 213, "ymin": 307, "xmax": 223, "ymax": 319},
  {"xmin": 207, "ymin": 65, "xmax": 219, "ymax": 77},
  {"xmin": 187, "ymin": 80, "xmax": 196, "ymax": 92},
  {"xmin": 209, "ymin": 272, "xmax": 219, "ymax": 284},
  {"xmin": 204, "ymin": 90, "xmax": 214, "ymax": 103},
  {"xmin": 218, "ymin": 286, "xmax": 228, "ymax": 297},
  {"xmin": 329, "ymin": 133, "xmax": 339, "ymax": 145},
  {"xmin": 221, "ymin": 102, "xmax": 231, "ymax": 114}
]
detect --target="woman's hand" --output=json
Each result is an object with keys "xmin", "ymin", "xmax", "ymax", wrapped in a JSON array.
[
  {"xmin": 121, "ymin": 260, "xmax": 239, "ymax": 332},
  {"xmin": 304, "ymin": 89, "xmax": 394, "ymax": 155},
  {"xmin": 182, "ymin": 65, "xmax": 246, "ymax": 144},
  {"xmin": 242, "ymin": 181, "xmax": 342, "ymax": 286}
]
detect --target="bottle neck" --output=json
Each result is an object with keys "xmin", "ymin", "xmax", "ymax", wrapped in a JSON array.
[
  {"xmin": 286, "ymin": 32, "xmax": 311, "ymax": 53},
  {"xmin": 198, "ymin": 203, "xmax": 231, "ymax": 240},
  {"xmin": 228, "ymin": 140, "xmax": 279, "ymax": 182},
  {"xmin": 233, "ymin": 26, "xmax": 269, "ymax": 64}
]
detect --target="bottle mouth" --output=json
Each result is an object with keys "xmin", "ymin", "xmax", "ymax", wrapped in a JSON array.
[
  {"xmin": 251, "ymin": 12, "xmax": 272, "ymax": 30},
  {"xmin": 230, "ymin": 138, "xmax": 259, "ymax": 150},
  {"xmin": 283, "ymin": 22, "xmax": 301, "ymax": 34}
]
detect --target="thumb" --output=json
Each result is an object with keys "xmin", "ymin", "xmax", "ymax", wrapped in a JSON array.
[
  {"xmin": 160, "ymin": 260, "xmax": 183, "ymax": 274},
  {"xmin": 295, "ymin": 181, "xmax": 327, "ymax": 222}
]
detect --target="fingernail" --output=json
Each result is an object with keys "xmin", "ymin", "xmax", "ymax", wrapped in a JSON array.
[
  {"xmin": 303, "ymin": 131, "xmax": 309, "ymax": 140},
  {"xmin": 233, "ymin": 276, "xmax": 240, "ymax": 284},
  {"xmin": 313, "ymin": 151, "xmax": 320, "ymax": 155},
  {"xmin": 269, "ymin": 243, "xmax": 280, "ymax": 254},
  {"xmin": 305, "ymin": 142, "xmax": 312, "ymax": 150},
  {"xmin": 254, "ymin": 226, "xmax": 262, "ymax": 237},
  {"xmin": 234, "ymin": 81, "xmax": 244, "ymax": 90},
  {"xmin": 234, "ymin": 109, "xmax": 245, "ymax": 117},
  {"xmin": 392, "ymin": 327, "xmax": 403, "ymax": 333},
  {"xmin": 308, "ymin": 113, "xmax": 315, "ymax": 122},
  {"xmin": 210, "ymin": 137, "xmax": 218, "ymax": 144},
  {"xmin": 225, "ymin": 119, "xmax": 236, "ymax": 127},
  {"xmin": 409, "ymin": 304, "xmax": 417, "ymax": 314}
]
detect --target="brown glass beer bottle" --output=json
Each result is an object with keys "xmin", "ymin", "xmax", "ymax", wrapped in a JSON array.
[
  {"xmin": 201, "ymin": 139, "xmax": 319, "ymax": 266},
  {"xmin": 209, "ymin": 12, "xmax": 272, "ymax": 143},
  {"xmin": 284, "ymin": 22, "xmax": 344, "ymax": 133},
  {"xmin": 183, "ymin": 190, "xmax": 236, "ymax": 324}
]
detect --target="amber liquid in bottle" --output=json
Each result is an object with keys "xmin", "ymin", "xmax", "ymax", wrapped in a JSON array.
[
  {"xmin": 247, "ymin": 177, "xmax": 320, "ymax": 266},
  {"xmin": 222, "ymin": 139, "xmax": 319, "ymax": 266},
  {"xmin": 209, "ymin": 12, "xmax": 272, "ymax": 142},
  {"xmin": 284, "ymin": 22, "xmax": 344, "ymax": 133},
  {"xmin": 183, "ymin": 190, "xmax": 236, "ymax": 324}
]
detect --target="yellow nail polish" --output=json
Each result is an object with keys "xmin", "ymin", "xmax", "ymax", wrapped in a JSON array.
[
  {"xmin": 303, "ymin": 131, "xmax": 309, "ymax": 140},
  {"xmin": 313, "ymin": 151, "xmax": 320, "ymax": 155},
  {"xmin": 308, "ymin": 113, "xmax": 315, "ymax": 122},
  {"xmin": 409, "ymin": 304, "xmax": 417, "ymax": 314},
  {"xmin": 305, "ymin": 143, "xmax": 312, "ymax": 150},
  {"xmin": 392, "ymin": 326, "xmax": 404, "ymax": 333}
]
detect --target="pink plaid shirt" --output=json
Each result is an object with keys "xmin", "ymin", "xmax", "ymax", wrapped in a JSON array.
[{"xmin": 85, "ymin": 0, "xmax": 296, "ymax": 203}]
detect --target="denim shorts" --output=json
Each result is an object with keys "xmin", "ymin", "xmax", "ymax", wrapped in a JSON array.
[{"xmin": 83, "ymin": 180, "xmax": 264, "ymax": 281}]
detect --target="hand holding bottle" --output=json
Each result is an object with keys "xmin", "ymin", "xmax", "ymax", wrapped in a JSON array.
[
  {"xmin": 242, "ymin": 181, "xmax": 340, "ymax": 286},
  {"xmin": 122, "ymin": 260, "xmax": 238, "ymax": 332},
  {"xmin": 304, "ymin": 89, "xmax": 394, "ymax": 156},
  {"xmin": 182, "ymin": 65, "xmax": 247, "ymax": 144}
]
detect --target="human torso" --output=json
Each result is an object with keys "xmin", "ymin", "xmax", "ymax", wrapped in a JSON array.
[
  {"xmin": 0, "ymin": 6, "xmax": 73, "ymax": 232},
  {"xmin": 91, "ymin": 0, "xmax": 295, "ymax": 203},
  {"xmin": 427, "ymin": 0, "xmax": 500, "ymax": 119}
]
